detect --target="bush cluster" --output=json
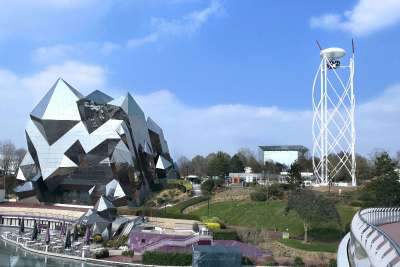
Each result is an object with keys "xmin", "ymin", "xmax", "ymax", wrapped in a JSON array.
[
  {"xmin": 293, "ymin": 256, "xmax": 304, "ymax": 267},
  {"xmin": 93, "ymin": 234, "xmax": 103, "ymax": 243},
  {"xmin": 104, "ymin": 235, "xmax": 128, "ymax": 248},
  {"xmin": 201, "ymin": 216, "xmax": 226, "ymax": 229},
  {"xmin": 250, "ymin": 191, "xmax": 267, "ymax": 202},
  {"xmin": 94, "ymin": 248, "xmax": 109, "ymax": 259},
  {"xmin": 213, "ymin": 229, "xmax": 238, "ymax": 240},
  {"xmin": 172, "ymin": 196, "xmax": 210, "ymax": 213},
  {"xmin": 204, "ymin": 222, "xmax": 220, "ymax": 231},
  {"xmin": 242, "ymin": 256, "xmax": 254, "ymax": 265},
  {"xmin": 118, "ymin": 207, "xmax": 200, "ymax": 220},
  {"xmin": 142, "ymin": 251, "xmax": 192, "ymax": 266},
  {"xmin": 121, "ymin": 250, "xmax": 134, "ymax": 257}
]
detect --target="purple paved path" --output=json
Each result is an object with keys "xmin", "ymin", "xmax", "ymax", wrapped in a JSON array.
[{"xmin": 380, "ymin": 223, "xmax": 400, "ymax": 245}]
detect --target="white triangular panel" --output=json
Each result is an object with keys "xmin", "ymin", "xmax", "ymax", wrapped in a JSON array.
[
  {"xmin": 16, "ymin": 168, "xmax": 26, "ymax": 181},
  {"xmin": 60, "ymin": 155, "xmax": 78, "ymax": 168},
  {"xmin": 31, "ymin": 79, "xmax": 82, "ymax": 121},
  {"xmin": 156, "ymin": 155, "xmax": 172, "ymax": 170},
  {"xmin": 114, "ymin": 183, "xmax": 126, "ymax": 199}
]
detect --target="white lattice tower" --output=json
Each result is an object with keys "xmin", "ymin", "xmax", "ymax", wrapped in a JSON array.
[{"xmin": 312, "ymin": 47, "xmax": 356, "ymax": 186}]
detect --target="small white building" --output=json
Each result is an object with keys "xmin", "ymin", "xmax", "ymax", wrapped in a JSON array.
[
  {"xmin": 229, "ymin": 167, "xmax": 263, "ymax": 184},
  {"xmin": 259, "ymin": 145, "xmax": 308, "ymax": 167}
]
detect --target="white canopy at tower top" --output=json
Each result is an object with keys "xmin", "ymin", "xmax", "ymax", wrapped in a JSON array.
[{"xmin": 320, "ymin": 47, "xmax": 346, "ymax": 59}]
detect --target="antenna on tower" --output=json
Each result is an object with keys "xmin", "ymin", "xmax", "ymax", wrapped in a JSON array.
[
  {"xmin": 352, "ymin": 39, "xmax": 355, "ymax": 55},
  {"xmin": 316, "ymin": 40, "xmax": 322, "ymax": 50}
]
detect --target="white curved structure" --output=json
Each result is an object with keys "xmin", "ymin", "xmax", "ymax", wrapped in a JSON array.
[
  {"xmin": 338, "ymin": 208, "xmax": 400, "ymax": 267},
  {"xmin": 312, "ymin": 46, "xmax": 356, "ymax": 186}
]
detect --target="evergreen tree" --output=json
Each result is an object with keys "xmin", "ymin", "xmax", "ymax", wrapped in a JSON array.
[
  {"xmin": 287, "ymin": 161, "xmax": 303, "ymax": 189},
  {"xmin": 229, "ymin": 154, "xmax": 245, "ymax": 173}
]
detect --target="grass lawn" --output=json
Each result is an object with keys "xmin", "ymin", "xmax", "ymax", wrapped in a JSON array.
[
  {"xmin": 278, "ymin": 238, "xmax": 338, "ymax": 253},
  {"xmin": 189, "ymin": 200, "xmax": 358, "ymax": 239}
]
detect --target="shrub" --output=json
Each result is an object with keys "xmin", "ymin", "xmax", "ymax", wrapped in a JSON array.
[
  {"xmin": 328, "ymin": 258, "xmax": 337, "ymax": 267},
  {"xmin": 201, "ymin": 179, "xmax": 215, "ymax": 195},
  {"xmin": 293, "ymin": 256, "xmax": 305, "ymax": 267},
  {"xmin": 250, "ymin": 191, "xmax": 267, "ymax": 202},
  {"xmin": 104, "ymin": 235, "xmax": 128, "ymax": 248},
  {"xmin": 309, "ymin": 228, "xmax": 343, "ymax": 242},
  {"xmin": 204, "ymin": 222, "xmax": 220, "ymax": 231},
  {"xmin": 142, "ymin": 251, "xmax": 192, "ymax": 266},
  {"xmin": 121, "ymin": 250, "xmax": 134, "ymax": 257},
  {"xmin": 213, "ymin": 229, "xmax": 238, "ymax": 240},
  {"xmin": 201, "ymin": 217, "xmax": 226, "ymax": 229},
  {"xmin": 94, "ymin": 248, "xmax": 109, "ymax": 259},
  {"xmin": 242, "ymin": 256, "xmax": 254, "ymax": 265},
  {"xmin": 93, "ymin": 234, "xmax": 103, "ymax": 243},
  {"xmin": 268, "ymin": 183, "xmax": 285, "ymax": 199},
  {"xmin": 264, "ymin": 259, "xmax": 278, "ymax": 266}
]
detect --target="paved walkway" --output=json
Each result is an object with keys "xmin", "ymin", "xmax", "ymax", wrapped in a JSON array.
[{"xmin": 0, "ymin": 203, "xmax": 86, "ymax": 220}]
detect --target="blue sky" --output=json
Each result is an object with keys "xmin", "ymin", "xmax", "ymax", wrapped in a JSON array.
[{"xmin": 0, "ymin": 0, "xmax": 400, "ymax": 158}]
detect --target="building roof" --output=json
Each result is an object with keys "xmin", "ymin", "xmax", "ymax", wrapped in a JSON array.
[{"xmin": 259, "ymin": 145, "xmax": 308, "ymax": 152}]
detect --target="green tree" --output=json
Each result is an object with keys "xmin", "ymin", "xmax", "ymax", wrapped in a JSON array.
[
  {"xmin": 201, "ymin": 178, "xmax": 215, "ymax": 195},
  {"xmin": 247, "ymin": 156, "xmax": 262, "ymax": 173},
  {"xmin": 207, "ymin": 151, "xmax": 231, "ymax": 177},
  {"xmin": 287, "ymin": 161, "xmax": 303, "ymax": 189},
  {"xmin": 201, "ymin": 178, "xmax": 215, "ymax": 217},
  {"xmin": 286, "ymin": 190, "xmax": 340, "ymax": 242},
  {"xmin": 363, "ymin": 152, "xmax": 400, "ymax": 206},
  {"xmin": 374, "ymin": 151, "xmax": 396, "ymax": 177},
  {"xmin": 297, "ymin": 153, "xmax": 313, "ymax": 172},
  {"xmin": 229, "ymin": 154, "xmax": 245, "ymax": 173}
]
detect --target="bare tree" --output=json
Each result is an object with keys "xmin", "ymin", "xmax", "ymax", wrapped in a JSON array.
[
  {"xmin": 0, "ymin": 141, "xmax": 16, "ymax": 175},
  {"xmin": 177, "ymin": 156, "xmax": 192, "ymax": 177},
  {"xmin": 15, "ymin": 148, "xmax": 27, "ymax": 170}
]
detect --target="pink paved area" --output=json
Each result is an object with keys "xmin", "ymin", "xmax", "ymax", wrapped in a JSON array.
[{"xmin": 379, "ymin": 223, "xmax": 400, "ymax": 245}]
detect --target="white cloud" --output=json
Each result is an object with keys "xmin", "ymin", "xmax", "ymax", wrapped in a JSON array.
[
  {"xmin": 1, "ymin": 60, "xmax": 399, "ymax": 158},
  {"xmin": 310, "ymin": 0, "xmax": 400, "ymax": 36},
  {"xmin": 126, "ymin": 0, "xmax": 222, "ymax": 47},
  {"xmin": 32, "ymin": 43, "xmax": 120, "ymax": 63},
  {"xmin": 133, "ymin": 85, "xmax": 400, "ymax": 158},
  {"xmin": 0, "ymin": 61, "xmax": 107, "ymax": 146}
]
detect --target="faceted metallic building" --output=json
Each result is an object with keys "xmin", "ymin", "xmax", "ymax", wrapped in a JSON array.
[{"xmin": 15, "ymin": 78, "xmax": 176, "ymax": 205}]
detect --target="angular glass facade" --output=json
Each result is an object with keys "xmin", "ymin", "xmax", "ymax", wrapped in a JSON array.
[{"xmin": 15, "ymin": 78, "xmax": 176, "ymax": 205}]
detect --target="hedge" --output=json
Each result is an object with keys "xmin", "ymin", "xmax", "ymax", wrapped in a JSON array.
[
  {"xmin": 142, "ymin": 251, "xmax": 192, "ymax": 266},
  {"xmin": 250, "ymin": 191, "xmax": 267, "ymax": 202},
  {"xmin": 168, "ymin": 196, "xmax": 210, "ymax": 214},
  {"xmin": 213, "ymin": 229, "xmax": 238, "ymax": 240},
  {"xmin": 117, "ymin": 206, "xmax": 199, "ymax": 220},
  {"xmin": 167, "ymin": 179, "xmax": 193, "ymax": 191}
]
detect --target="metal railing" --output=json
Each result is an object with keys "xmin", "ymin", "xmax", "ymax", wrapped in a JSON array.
[
  {"xmin": 135, "ymin": 233, "xmax": 213, "ymax": 253},
  {"xmin": 0, "ymin": 211, "xmax": 77, "ymax": 223},
  {"xmin": 350, "ymin": 208, "xmax": 400, "ymax": 266}
]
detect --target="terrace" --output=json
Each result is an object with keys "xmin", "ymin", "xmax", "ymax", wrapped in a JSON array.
[{"xmin": 338, "ymin": 208, "xmax": 400, "ymax": 267}]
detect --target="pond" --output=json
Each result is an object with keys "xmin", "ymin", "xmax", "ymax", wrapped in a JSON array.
[
  {"xmin": 0, "ymin": 239, "xmax": 109, "ymax": 267},
  {"xmin": 0, "ymin": 227, "xmax": 106, "ymax": 267}
]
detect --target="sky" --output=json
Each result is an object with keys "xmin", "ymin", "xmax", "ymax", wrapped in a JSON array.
[{"xmin": 0, "ymin": 0, "xmax": 400, "ymax": 159}]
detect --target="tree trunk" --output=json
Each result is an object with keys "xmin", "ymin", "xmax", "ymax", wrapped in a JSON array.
[{"xmin": 303, "ymin": 222, "xmax": 308, "ymax": 243}]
